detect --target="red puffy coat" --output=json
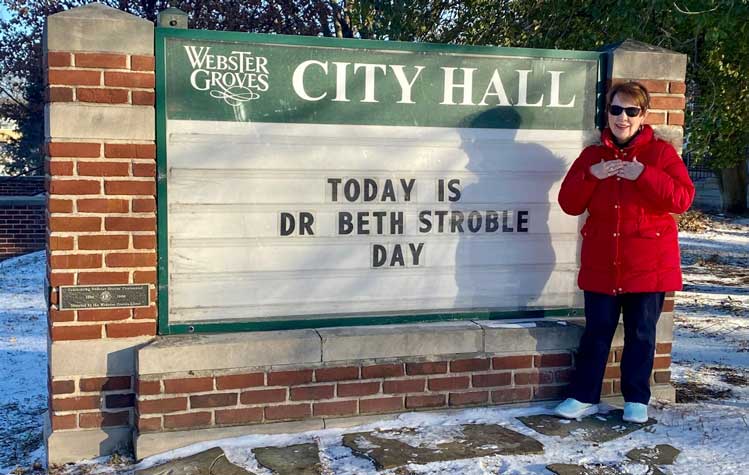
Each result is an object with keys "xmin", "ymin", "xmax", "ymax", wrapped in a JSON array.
[{"xmin": 558, "ymin": 125, "xmax": 695, "ymax": 295}]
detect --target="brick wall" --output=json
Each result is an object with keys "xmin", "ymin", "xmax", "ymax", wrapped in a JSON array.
[
  {"xmin": 133, "ymin": 346, "xmax": 672, "ymax": 433},
  {"xmin": 45, "ymin": 5, "xmax": 157, "ymax": 444},
  {"xmin": 0, "ymin": 176, "xmax": 45, "ymax": 196},
  {"xmin": 0, "ymin": 200, "xmax": 46, "ymax": 259}
]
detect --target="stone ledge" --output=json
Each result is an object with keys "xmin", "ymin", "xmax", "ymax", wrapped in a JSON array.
[
  {"xmin": 45, "ymin": 417, "xmax": 131, "ymax": 465},
  {"xmin": 50, "ymin": 336, "xmax": 152, "ymax": 377},
  {"xmin": 45, "ymin": 103, "xmax": 155, "ymax": 141},
  {"xmin": 481, "ymin": 319, "xmax": 584, "ymax": 353},
  {"xmin": 606, "ymin": 39, "xmax": 687, "ymax": 81}
]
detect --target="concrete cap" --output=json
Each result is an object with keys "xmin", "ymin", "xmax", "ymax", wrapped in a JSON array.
[
  {"xmin": 606, "ymin": 39, "xmax": 687, "ymax": 81},
  {"xmin": 45, "ymin": 3, "xmax": 154, "ymax": 55}
]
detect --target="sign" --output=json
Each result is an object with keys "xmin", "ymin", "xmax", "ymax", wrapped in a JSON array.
[
  {"xmin": 156, "ymin": 29, "xmax": 603, "ymax": 333},
  {"xmin": 59, "ymin": 285, "xmax": 150, "ymax": 310}
]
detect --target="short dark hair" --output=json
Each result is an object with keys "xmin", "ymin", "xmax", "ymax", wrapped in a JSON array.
[{"xmin": 606, "ymin": 81, "xmax": 650, "ymax": 112}]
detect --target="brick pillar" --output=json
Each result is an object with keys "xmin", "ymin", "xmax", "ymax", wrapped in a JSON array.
[
  {"xmin": 44, "ymin": 4, "xmax": 156, "ymax": 464},
  {"xmin": 605, "ymin": 39, "xmax": 688, "ymax": 402}
]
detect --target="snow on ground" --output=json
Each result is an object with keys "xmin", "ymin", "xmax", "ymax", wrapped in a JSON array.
[{"xmin": 1, "ymin": 213, "xmax": 747, "ymax": 475}]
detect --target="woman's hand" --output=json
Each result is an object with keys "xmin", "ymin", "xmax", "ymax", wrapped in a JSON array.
[
  {"xmin": 589, "ymin": 159, "xmax": 624, "ymax": 180},
  {"xmin": 617, "ymin": 157, "xmax": 645, "ymax": 180}
]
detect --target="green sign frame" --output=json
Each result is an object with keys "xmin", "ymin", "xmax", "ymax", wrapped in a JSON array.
[{"xmin": 155, "ymin": 27, "xmax": 605, "ymax": 335}]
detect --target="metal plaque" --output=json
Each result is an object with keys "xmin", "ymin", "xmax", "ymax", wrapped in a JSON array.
[{"xmin": 59, "ymin": 284, "xmax": 150, "ymax": 310}]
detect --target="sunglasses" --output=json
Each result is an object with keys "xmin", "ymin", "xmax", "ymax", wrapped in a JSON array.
[{"xmin": 608, "ymin": 105, "xmax": 642, "ymax": 117}]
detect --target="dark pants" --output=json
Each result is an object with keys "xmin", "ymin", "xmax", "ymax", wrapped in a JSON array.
[{"xmin": 569, "ymin": 291, "xmax": 665, "ymax": 404}]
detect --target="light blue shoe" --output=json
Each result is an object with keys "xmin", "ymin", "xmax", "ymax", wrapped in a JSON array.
[
  {"xmin": 623, "ymin": 402, "xmax": 649, "ymax": 423},
  {"xmin": 554, "ymin": 398, "xmax": 599, "ymax": 419}
]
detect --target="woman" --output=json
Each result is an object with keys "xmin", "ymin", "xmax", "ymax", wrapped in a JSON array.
[{"xmin": 555, "ymin": 81, "xmax": 695, "ymax": 423}]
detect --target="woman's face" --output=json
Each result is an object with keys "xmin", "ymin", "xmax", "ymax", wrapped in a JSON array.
[{"xmin": 608, "ymin": 93, "xmax": 647, "ymax": 143}]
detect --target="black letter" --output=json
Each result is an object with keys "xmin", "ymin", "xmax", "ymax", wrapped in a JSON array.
[
  {"xmin": 450, "ymin": 210, "xmax": 465, "ymax": 232},
  {"xmin": 486, "ymin": 211, "xmax": 499, "ymax": 232},
  {"xmin": 364, "ymin": 179, "xmax": 378, "ymax": 201},
  {"xmin": 372, "ymin": 211, "xmax": 386, "ymax": 234},
  {"xmin": 435, "ymin": 210, "xmax": 448, "ymax": 233},
  {"xmin": 344, "ymin": 179, "xmax": 360, "ymax": 201},
  {"xmin": 357, "ymin": 211, "xmax": 370, "ymax": 235},
  {"xmin": 327, "ymin": 178, "xmax": 342, "ymax": 202},
  {"xmin": 391, "ymin": 211, "xmax": 404, "ymax": 235},
  {"xmin": 502, "ymin": 210, "xmax": 514, "ymax": 232},
  {"xmin": 280, "ymin": 212, "xmax": 295, "ymax": 236},
  {"xmin": 467, "ymin": 211, "xmax": 482, "ymax": 232},
  {"xmin": 437, "ymin": 179, "xmax": 445, "ymax": 202},
  {"xmin": 409, "ymin": 242, "xmax": 424, "ymax": 266},
  {"xmin": 401, "ymin": 178, "xmax": 416, "ymax": 202},
  {"xmin": 390, "ymin": 244, "xmax": 405, "ymax": 266},
  {"xmin": 300, "ymin": 212, "xmax": 315, "ymax": 235},
  {"xmin": 338, "ymin": 212, "xmax": 353, "ymax": 235},
  {"xmin": 372, "ymin": 244, "xmax": 387, "ymax": 267},
  {"xmin": 517, "ymin": 210, "xmax": 529, "ymax": 232},
  {"xmin": 381, "ymin": 180, "xmax": 396, "ymax": 202},
  {"xmin": 447, "ymin": 179, "xmax": 462, "ymax": 202},
  {"xmin": 418, "ymin": 211, "xmax": 432, "ymax": 233}
]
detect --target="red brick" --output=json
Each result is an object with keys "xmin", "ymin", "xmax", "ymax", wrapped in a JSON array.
[
  {"xmin": 656, "ymin": 342, "xmax": 672, "ymax": 354},
  {"xmin": 77, "ymin": 308, "xmax": 131, "ymax": 322},
  {"xmin": 132, "ymin": 162, "xmax": 156, "ymax": 177},
  {"xmin": 450, "ymin": 358, "xmax": 490, "ymax": 373},
  {"xmin": 132, "ymin": 198, "xmax": 156, "ymax": 213},
  {"xmin": 47, "ymin": 52, "xmax": 71, "ymax": 67},
  {"xmin": 105, "ymin": 252, "xmax": 156, "ymax": 267},
  {"xmin": 653, "ymin": 356, "xmax": 671, "ymax": 369},
  {"xmin": 105, "ymin": 393, "xmax": 135, "ymax": 408},
  {"xmin": 132, "ymin": 90, "xmax": 155, "ymax": 105},
  {"xmin": 190, "ymin": 393, "xmax": 237, "ymax": 408},
  {"xmin": 78, "ymin": 234, "xmax": 129, "ymax": 250},
  {"xmin": 49, "ymin": 309, "xmax": 75, "ymax": 323},
  {"xmin": 104, "ymin": 143, "xmax": 156, "ymax": 159},
  {"xmin": 134, "ymin": 270, "xmax": 157, "ymax": 284},
  {"xmin": 51, "ymin": 380, "xmax": 75, "ymax": 394},
  {"xmin": 48, "ymin": 69, "xmax": 101, "ymax": 86},
  {"xmin": 48, "ymin": 160, "xmax": 74, "ymax": 175},
  {"xmin": 514, "ymin": 371, "xmax": 554, "ymax": 386},
  {"xmin": 131, "ymin": 55, "xmax": 155, "ymax": 71},
  {"xmin": 215, "ymin": 407, "xmax": 263, "ymax": 425},
  {"xmin": 163, "ymin": 377, "xmax": 213, "ymax": 394},
  {"xmin": 555, "ymin": 369, "xmax": 573, "ymax": 383},
  {"xmin": 136, "ymin": 379, "xmax": 161, "ymax": 395},
  {"xmin": 134, "ymin": 306, "xmax": 157, "ymax": 319},
  {"xmin": 406, "ymin": 361, "xmax": 448, "ymax": 375},
  {"xmin": 49, "ymin": 180, "xmax": 101, "ymax": 195},
  {"xmin": 630, "ymin": 79, "xmax": 669, "ymax": 93},
  {"xmin": 76, "ymin": 88, "xmax": 129, "ymax": 104},
  {"xmin": 644, "ymin": 111, "xmax": 666, "ymax": 125},
  {"xmin": 48, "ymin": 142, "xmax": 101, "ymax": 158},
  {"xmin": 668, "ymin": 112, "xmax": 684, "ymax": 126},
  {"xmin": 105, "ymin": 217, "xmax": 156, "ymax": 232},
  {"xmin": 267, "ymin": 369, "xmax": 313, "ymax": 386},
  {"xmin": 77, "ymin": 271, "xmax": 129, "ymax": 285},
  {"xmin": 315, "ymin": 366, "xmax": 359, "ymax": 382},
  {"xmin": 49, "ymin": 216, "xmax": 101, "ymax": 232},
  {"xmin": 50, "ymin": 325, "xmax": 101, "ymax": 341},
  {"xmin": 428, "ymin": 376, "xmax": 469, "ymax": 391},
  {"xmin": 106, "ymin": 321, "xmax": 156, "ymax": 338},
  {"xmin": 383, "ymin": 379, "xmax": 425, "ymax": 394},
  {"xmin": 669, "ymin": 82, "xmax": 686, "ymax": 94},
  {"xmin": 52, "ymin": 395, "xmax": 100, "ymax": 411},
  {"xmin": 77, "ymin": 198, "xmax": 129, "ymax": 213},
  {"xmin": 46, "ymin": 86, "xmax": 74, "ymax": 102},
  {"xmin": 216, "ymin": 373, "xmax": 264, "ymax": 390},
  {"xmin": 449, "ymin": 391, "xmax": 488, "ymax": 406},
  {"xmin": 337, "ymin": 381, "xmax": 380, "ymax": 397},
  {"xmin": 359, "ymin": 396, "xmax": 403, "ymax": 414},
  {"xmin": 654, "ymin": 371, "xmax": 671, "ymax": 384},
  {"xmin": 50, "ymin": 273, "xmax": 75, "ymax": 286},
  {"xmin": 650, "ymin": 95, "xmax": 686, "ymax": 110},
  {"xmin": 75, "ymin": 53, "xmax": 127, "ymax": 69},
  {"xmin": 362, "ymin": 363, "xmax": 404, "ymax": 379},
  {"xmin": 51, "ymin": 414, "xmax": 77, "ymax": 430},
  {"xmin": 601, "ymin": 380, "xmax": 614, "ymax": 396},
  {"xmin": 264, "ymin": 403, "xmax": 311, "ymax": 421},
  {"xmin": 533, "ymin": 385, "xmax": 566, "ymax": 400},
  {"xmin": 313, "ymin": 400, "xmax": 357, "ymax": 417},
  {"xmin": 104, "ymin": 180, "xmax": 155, "ymax": 196},
  {"xmin": 78, "ymin": 161, "xmax": 130, "ymax": 177},
  {"xmin": 663, "ymin": 299, "xmax": 675, "ymax": 312},
  {"xmin": 492, "ymin": 355, "xmax": 533, "ymax": 370},
  {"xmin": 240, "ymin": 388, "xmax": 286, "ymax": 405},
  {"xmin": 604, "ymin": 366, "xmax": 621, "ymax": 379},
  {"xmin": 48, "ymin": 198, "xmax": 73, "ymax": 213},
  {"xmin": 289, "ymin": 385, "xmax": 334, "ymax": 401},
  {"xmin": 104, "ymin": 71, "xmax": 155, "ymax": 88},
  {"xmin": 613, "ymin": 380, "xmax": 621, "ymax": 394},
  {"xmin": 406, "ymin": 394, "xmax": 445, "ymax": 409},
  {"xmin": 491, "ymin": 387, "xmax": 532, "ymax": 403},
  {"xmin": 138, "ymin": 397, "xmax": 187, "ymax": 414},
  {"xmin": 49, "ymin": 253, "xmax": 102, "ymax": 269},
  {"xmin": 138, "ymin": 416, "xmax": 162, "ymax": 432},
  {"xmin": 49, "ymin": 236, "xmax": 74, "ymax": 250},
  {"xmin": 614, "ymin": 348, "xmax": 624, "ymax": 363},
  {"xmin": 133, "ymin": 235, "xmax": 156, "ymax": 249},
  {"xmin": 534, "ymin": 353, "xmax": 572, "ymax": 368},
  {"xmin": 164, "ymin": 412, "xmax": 211, "ymax": 429},
  {"xmin": 472, "ymin": 372, "xmax": 511, "ymax": 388}
]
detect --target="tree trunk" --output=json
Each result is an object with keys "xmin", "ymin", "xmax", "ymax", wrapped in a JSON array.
[{"xmin": 718, "ymin": 160, "xmax": 749, "ymax": 213}]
